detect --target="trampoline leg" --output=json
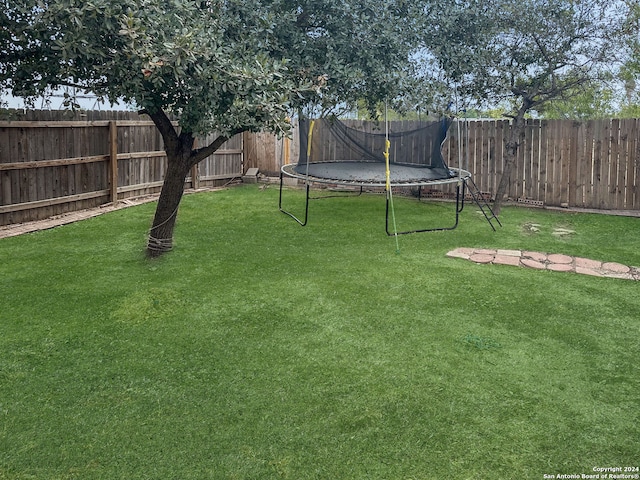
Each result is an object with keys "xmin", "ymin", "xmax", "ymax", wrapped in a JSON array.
[
  {"xmin": 279, "ymin": 172, "xmax": 310, "ymax": 226},
  {"xmin": 457, "ymin": 180, "xmax": 466, "ymax": 213},
  {"xmin": 386, "ymin": 184, "xmax": 461, "ymax": 235}
]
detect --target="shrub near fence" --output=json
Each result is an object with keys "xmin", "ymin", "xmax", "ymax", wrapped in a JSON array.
[{"xmin": 0, "ymin": 110, "xmax": 243, "ymax": 226}]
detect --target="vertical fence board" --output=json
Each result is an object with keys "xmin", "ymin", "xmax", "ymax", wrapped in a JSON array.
[
  {"xmin": 487, "ymin": 120, "xmax": 497, "ymax": 194},
  {"xmin": 72, "ymin": 127, "xmax": 84, "ymax": 205},
  {"xmin": 602, "ymin": 119, "xmax": 613, "ymax": 209},
  {"xmin": 110, "ymin": 121, "xmax": 118, "ymax": 202},
  {"xmin": 0, "ymin": 124, "xmax": 11, "ymax": 205},
  {"xmin": 553, "ymin": 119, "xmax": 565, "ymax": 206},
  {"xmin": 481, "ymin": 121, "xmax": 490, "ymax": 193},
  {"xmin": 545, "ymin": 120, "xmax": 557, "ymax": 205},
  {"xmin": 609, "ymin": 119, "xmax": 621, "ymax": 209},
  {"xmin": 31, "ymin": 127, "xmax": 43, "ymax": 204},
  {"xmin": 617, "ymin": 119, "xmax": 630, "ymax": 210},
  {"xmin": 593, "ymin": 120, "xmax": 607, "ymax": 209},
  {"xmin": 567, "ymin": 121, "xmax": 579, "ymax": 207},
  {"xmin": 574, "ymin": 121, "xmax": 585, "ymax": 207},
  {"xmin": 514, "ymin": 122, "xmax": 526, "ymax": 200},
  {"xmin": 532, "ymin": 120, "xmax": 541, "ymax": 202},
  {"xmin": 495, "ymin": 120, "xmax": 505, "ymax": 197},
  {"xmin": 523, "ymin": 120, "xmax": 535, "ymax": 199},
  {"xmin": 12, "ymin": 127, "xmax": 27, "ymax": 205},
  {"xmin": 560, "ymin": 120, "xmax": 571, "ymax": 206},
  {"xmin": 633, "ymin": 119, "xmax": 640, "ymax": 209},
  {"xmin": 554, "ymin": 119, "xmax": 565, "ymax": 206},
  {"xmin": 582, "ymin": 121, "xmax": 595, "ymax": 208},
  {"xmin": 469, "ymin": 122, "xmax": 486, "ymax": 191},
  {"xmin": 538, "ymin": 120, "xmax": 549, "ymax": 202}
]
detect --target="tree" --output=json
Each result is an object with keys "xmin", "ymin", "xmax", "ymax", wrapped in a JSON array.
[
  {"xmin": 2, "ymin": 0, "xmax": 422, "ymax": 256},
  {"xmin": 536, "ymin": 81, "xmax": 615, "ymax": 119},
  {"xmin": 423, "ymin": 0, "xmax": 625, "ymax": 214},
  {"xmin": 617, "ymin": 0, "xmax": 640, "ymax": 115}
]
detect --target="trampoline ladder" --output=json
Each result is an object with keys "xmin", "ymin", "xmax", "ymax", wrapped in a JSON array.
[{"xmin": 464, "ymin": 177, "xmax": 502, "ymax": 231}]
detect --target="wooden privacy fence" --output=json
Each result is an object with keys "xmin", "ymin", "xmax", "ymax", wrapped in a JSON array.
[
  {"xmin": 443, "ymin": 118, "xmax": 640, "ymax": 211},
  {"xmin": 2, "ymin": 113, "xmax": 639, "ymax": 226},
  {"xmin": 0, "ymin": 111, "xmax": 243, "ymax": 226}
]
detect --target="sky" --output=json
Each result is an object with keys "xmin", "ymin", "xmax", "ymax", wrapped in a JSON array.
[{"xmin": 1, "ymin": 87, "xmax": 133, "ymax": 111}]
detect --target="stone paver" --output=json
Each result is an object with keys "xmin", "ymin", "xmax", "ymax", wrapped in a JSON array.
[
  {"xmin": 575, "ymin": 257, "xmax": 602, "ymax": 269},
  {"xmin": 547, "ymin": 253, "xmax": 573, "ymax": 264},
  {"xmin": 602, "ymin": 262, "xmax": 630, "ymax": 273},
  {"xmin": 493, "ymin": 254, "xmax": 522, "ymax": 266},
  {"xmin": 497, "ymin": 249, "xmax": 521, "ymax": 257},
  {"xmin": 446, "ymin": 249, "xmax": 472, "ymax": 260},
  {"xmin": 576, "ymin": 267, "xmax": 603, "ymax": 277},
  {"xmin": 548, "ymin": 263, "xmax": 574, "ymax": 272},
  {"xmin": 521, "ymin": 258, "xmax": 547, "ymax": 270},
  {"xmin": 447, "ymin": 247, "xmax": 639, "ymax": 281},
  {"xmin": 475, "ymin": 248, "xmax": 497, "ymax": 255},
  {"xmin": 523, "ymin": 251, "xmax": 547, "ymax": 262},
  {"xmin": 469, "ymin": 253, "xmax": 495, "ymax": 264}
]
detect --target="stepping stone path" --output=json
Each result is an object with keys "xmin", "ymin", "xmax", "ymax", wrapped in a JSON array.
[{"xmin": 447, "ymin": 248, "xmax": 640, "ymax": 281}]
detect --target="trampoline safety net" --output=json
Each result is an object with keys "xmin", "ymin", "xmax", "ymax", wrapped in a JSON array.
[{"xmin": 296, "ymin": 116, "xmax": 453, "ymax": 183}]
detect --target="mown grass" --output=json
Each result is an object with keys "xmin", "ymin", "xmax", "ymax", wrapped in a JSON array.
[{"xmin": 1, "ymin": 185, "xmax": 639, "ymax": 479}]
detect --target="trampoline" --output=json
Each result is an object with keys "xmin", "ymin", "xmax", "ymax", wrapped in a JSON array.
[
  {"xmin": 279, "ymin": 116, "xmax": 499, "ymax": 234},
  {"xmin": 281, "ymin": 162, "xmax": 470, "ymax": 187}
]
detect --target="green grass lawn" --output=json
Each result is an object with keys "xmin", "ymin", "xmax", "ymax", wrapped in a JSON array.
[{"xmin": 1, "ymin": 185, "xmax": 638, "ymax": 479}]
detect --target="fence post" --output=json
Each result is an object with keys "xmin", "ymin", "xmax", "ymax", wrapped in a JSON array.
[
  {"xmin": 191, "ymin": 164, "xmax": 199, "ymax": 190},
  {"xmin": 109, "ymin": 120, "xmax": 118, "ymax": 203},
  {"xmin": 191, "ymin": 137, "xmax": 199, "ymax": 189}
]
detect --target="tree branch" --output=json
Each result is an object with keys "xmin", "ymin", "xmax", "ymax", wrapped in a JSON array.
[
  {"xmin": 189, "ymin": 127, "xmax": 245, "ymax": 165},
  {"xmin": 142, "ymin": 109, "xmax": 180, "ymax": 157}
]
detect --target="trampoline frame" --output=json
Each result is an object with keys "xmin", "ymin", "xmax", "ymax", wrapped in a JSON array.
[{"xmin": 278, "ymin": 163, "xmax": 473, "ymax": 235}]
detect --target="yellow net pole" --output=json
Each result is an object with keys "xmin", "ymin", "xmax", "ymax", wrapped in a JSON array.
[
  {"xmin": 304, "ymin": 119, "xmax": 315, "ymax": 178},
  {"xmin": 384, "ymin": 138, "xmax": 391, "ymax": 191},
  {"xmin": 307, "ymin": 120, "xmax": 315, "ymax": 158},
  {"xmin": 384, "ymin": 103, "xmax": 400, "ymax": 253}
]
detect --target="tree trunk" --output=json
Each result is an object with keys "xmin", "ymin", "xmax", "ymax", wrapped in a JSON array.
[
  {"xmin": 147, "ymin": 154, "xmax": 192, "ymax": 257},
  {"xmin": 141, "ymin": 109, "xmax": 236, "ymax": 258},
  {"xmin": 492, "ymin": 110, "xmax": 527, "ymax": 215}
]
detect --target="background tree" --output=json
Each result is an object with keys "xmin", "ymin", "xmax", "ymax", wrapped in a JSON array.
[
  {"xmin": 535, "ymin": 81, "xmax": 615, "ymax": 119},
  {"xmin": 617, "ymin": 0, "xmax": 640, "ymax": 116},
  {"xmin": 423, "ymin": 0, "xmax": 625, "ymax": 214},
  {"xmin": 2, "ymin": 0, "xmax": 422, "ymax": 256}
]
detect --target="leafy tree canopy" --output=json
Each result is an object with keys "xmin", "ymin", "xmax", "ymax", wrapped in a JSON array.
[
  {"xmin": 3, "ymin": 0, "xmax": 295, "ymax": 135},
  {"xmin": 1, "ymin": 0, "xmax": 421, "ymax": 133},
  {"xmin": 423, "ymin": 0, "xmax": 624, "ymax": 115}
]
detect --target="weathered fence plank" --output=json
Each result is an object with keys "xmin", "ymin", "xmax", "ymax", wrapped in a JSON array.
[
  {"xmin": 539, "ymin": 120, "xmax": 549, "ymax": 203},
  {"xmin": 592, "ymin": 120, "xmax": 605, "ymax": 209},
  {"xmin": 621, "ymin": 119, "xmax": 632, "ymax": 210},
  {"xmin": 633, "ymin": 119, "xmax": 640, "ymax": 209}
]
